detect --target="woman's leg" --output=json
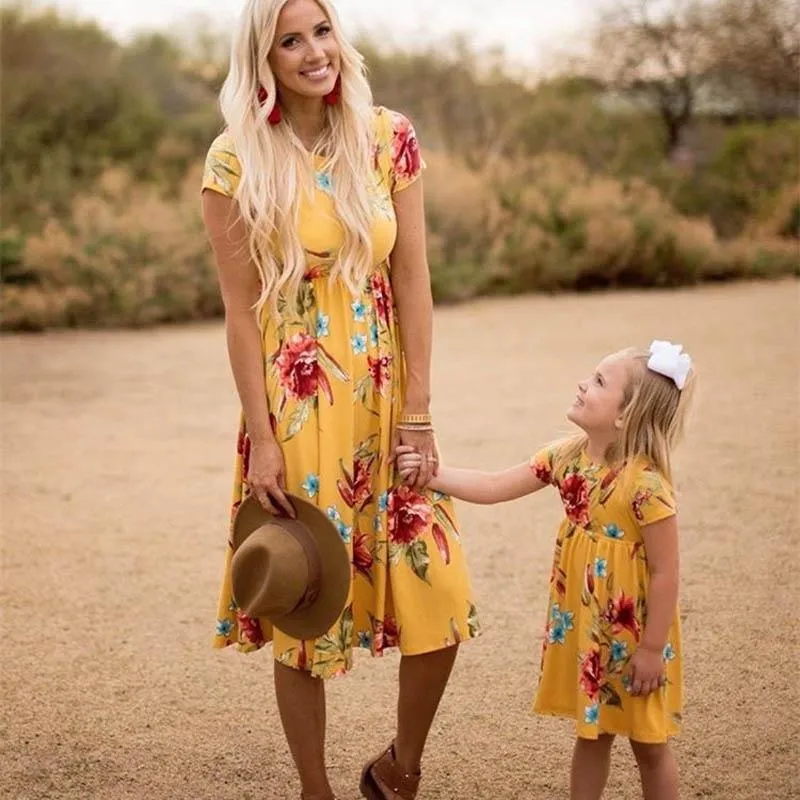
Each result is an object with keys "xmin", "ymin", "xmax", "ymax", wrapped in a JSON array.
[
  {"xmin": 571, "ymin": 734, "xmax": 615, "ymax": 800},
  {"xmin": 274, "ymin": 660, "xmax": 333, "ymax": 798},
  {"xmin": 629, "ymin": 740, "xmax": 678, "ymax": 800},
  {"xmin": 393, "ymin": 644, "xmax": 459, "ymax": 774}
]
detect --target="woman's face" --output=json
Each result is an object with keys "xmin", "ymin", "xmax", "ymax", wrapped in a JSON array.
[{"xmin": 268, "ymin": 0, "xmax": 340, "ymax": 102}]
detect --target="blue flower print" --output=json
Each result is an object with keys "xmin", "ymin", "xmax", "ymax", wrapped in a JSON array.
[
  {"xmin": 351, "ymin": 300, "xmax": 367, "ymax": 322},
  {"xmin": 378, "ymin": 491, "xmax": 389, "ymax": 513},
  {"xmin": 373, "ymin": 515, "xmax": 383, "ymax": 532},
  {"xmin": 351, "ymin": 333, "xmax": 367, "ymax": 355},
  {"xmin": 548, "ymin": 623, "xmax": 566, "ymax": 645},
  {"xmin": 611, "ymin": 640, "xmax": 628, "ymax": 662},
  {"xmin": 358, "ymin": 631, "xmax": 372, "ymax": 649},
  {"xmin": 326, "ymin": 505, "xmax": 341, "ymax": 522},
  {"xmin": 584, "ymin": 704, "xmax": 599, "ymax": 724},
  {"xmin": 551, "ymin": 603, "xmax": 575, "ymax": 633},
  {"xmin": 622, "ymin": 674, "xmax": 633, "ymax": 692},
  {"xmin": 336, "ymin": 520, "xmax": 352, "ymax": 543},
  {"xmin": 369, "ymin": 323, "xmax": 379, "ymax": 347},
  {"xmin": 604, "ymin": 523, "xmax": 624, "ymax": 540},
  {"xmin": 315, "ymin": 171, "xmax": 333, "ymax": 194},
  {"xmin": 316, "ymin": 313, "xmax": 330, "ymax": 338},
  {"xmin": 663, "ymin": 643, "xmax": 676, "ymax": 662},
  {"xmin": 594, "ymin": 557, "xmax": 608, "ymax": 578},
  {"xmin": 216, "ymin": 619, "xmax": 233, "ymax": 637},
  {"xmin": 301, "ymin": 473, "xmax": 320, "ymax": 498}
]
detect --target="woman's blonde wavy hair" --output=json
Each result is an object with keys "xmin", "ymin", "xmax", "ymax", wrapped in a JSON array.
[
  {"xmin": 553, "ymin": 348, "xmax": 696, "ymax": 484},
  {"xmin": 220, "ymin": 0, "xmax": 375, "ymax": 321}
]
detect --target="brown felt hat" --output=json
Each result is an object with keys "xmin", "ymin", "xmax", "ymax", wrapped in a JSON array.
[{"xmin": 230, "ymin": 494, "xmax": 350, "ymax": 640}]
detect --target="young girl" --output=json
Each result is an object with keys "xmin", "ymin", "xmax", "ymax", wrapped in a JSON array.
[{"xmin": 397, "ymin": 340, "xmax": 695, "ymax": 800}]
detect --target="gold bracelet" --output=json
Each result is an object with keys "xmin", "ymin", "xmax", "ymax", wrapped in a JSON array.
[
  {"xmin": 398, "ymin": 413, "xmax": 432, "ymax": 425},
  {"xmin": 395, "ymin": 423, "xmax": 434, "ymax": 432}
]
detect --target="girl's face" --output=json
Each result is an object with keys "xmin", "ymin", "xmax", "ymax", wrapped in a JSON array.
[
  {"xmin": 568, "ymin": 352, "xmax": 632, "ymax": 436},
  {"xmin": 268, "ymin": 0, "xmax": 340, "ymax": 103}
]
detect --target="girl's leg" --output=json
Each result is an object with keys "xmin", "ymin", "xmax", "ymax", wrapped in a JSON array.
[
  {"xmin": 629, "ymin": 740, "xmax": 678, "ymax": 800},
  {"xmin": 571, "ymin": 734, "xmax": 615, "ymax": 800},
  {"xmin": 274, "ymin": 660, "xmax": 333, "ymax": 799},
  {"xmin": 393, "ymin": 644, "xmax": 459, "ymax": 773}
]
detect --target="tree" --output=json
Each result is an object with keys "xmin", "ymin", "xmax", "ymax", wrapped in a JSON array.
[{"xmin": 588, "ymin": 0, "xmax": 714, "ymax": 159}]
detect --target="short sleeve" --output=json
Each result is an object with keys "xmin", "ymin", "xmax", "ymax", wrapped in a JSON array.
[
  {"xmin": 530, "ymin": 447, "xmax": 557, "ymax": 486},
  {"xmin": 201, "ymin": 131, "xmax": 242, "ymax": 198},
  {"xmin": 630, "ymin": 466, "xmax": 676, "ymax": 526},
  {"xmin": 386, "ymin": 109, "xmax": 426, "ymax": 194}
]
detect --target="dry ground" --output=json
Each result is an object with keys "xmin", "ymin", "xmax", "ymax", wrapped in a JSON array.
[{"xmin": 2, "ymin": 280, "xmax": 798, "ymax": 800}]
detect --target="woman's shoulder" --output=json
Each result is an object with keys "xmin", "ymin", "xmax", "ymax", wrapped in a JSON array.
[{"xmin": 202, "ymin": 129, "xmax": 242, "ymax": 198}]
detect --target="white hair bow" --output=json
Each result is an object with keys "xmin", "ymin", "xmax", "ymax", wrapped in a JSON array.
[{"xmin": 647, "ymin": 340, "xmax": 692, "ymax": 390}]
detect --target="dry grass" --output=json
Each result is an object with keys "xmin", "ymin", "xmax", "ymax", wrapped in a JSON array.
[{"xmin": 1, "ymin": 280, "xmax": 798, "ymax": 799}]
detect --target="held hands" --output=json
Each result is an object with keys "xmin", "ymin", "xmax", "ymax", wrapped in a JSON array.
[
  {"xmin": 393, "ymin": 439, "xmax": 439, "ymax": 489},
  {"xmin": 625, "ymin": 644, "xmax": 666, "ymax": 697},
  {"xmin": 246, "ymin": 437, "xmax": 296, "ymax": 518}
]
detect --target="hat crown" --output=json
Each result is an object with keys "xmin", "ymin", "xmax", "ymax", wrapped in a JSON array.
[{"xmin": 232, "ymin": 524, "xmax": 312, "ymax": 618}]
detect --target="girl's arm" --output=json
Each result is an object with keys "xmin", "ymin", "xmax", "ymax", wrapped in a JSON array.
[
  {"xmin": 627, "ymin": 515, "xmax": 680, "ymax": 695},
  {"xmin": 639, "ymin": 515, "xmax": 680, "ymax": 652},
  {"xmin": 396, "ymin": 447, "xmax": 546, "ymax": 504}
]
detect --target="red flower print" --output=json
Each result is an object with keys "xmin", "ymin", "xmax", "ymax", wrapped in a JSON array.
[
  {"xmin": 370, "ymin": 272, "xmax": 394, "ymax": 327},
  {"xmin": 238, "ymin": 432, "xmax": 252, "ymax": 479},
  {"xmin": 432, "ymin": 523, "xmax": 451, "ymax": 565},
  {"xmin": 603, "ymin": 591, "xmax": 641, "ymax": 641},
  {"xmin": 600, "ymin": 467, "xmax": 620, "ymax": 491},
  {"xmin": 236, "ymin": 611, "xmax": 265, "ymax": 646},
  {"xmin": 373, "ymin": 614, "xmax": 400, "ymax": 654},
  {"xmin": 388, "ymin": 485, "xmax": 432, "ymax": 545},
  {"xmin": 560, "ymin": 472, "xmax": 591, "ymax": 526},
  {"xmin": 275, "ymin": 332, "xmax": 332, "ymax": 404},
  {"xmin": 382, "ymin": 615, "xmax": 399, "ymax": 648},
  {"xmin": 368, "ymin": 353, "xmax": 393, "ymax": 396},
  {"xmin": 297, "ymin": 642, "xmax": 308, "ymax": 671},
  {"xmin": 632, "ymin": 489, "xmax": 653, "ymax": 522},
  {"xmin": 579, "ymin": 649, "xmax": 604, "ymax": 702},
  {"xmin": 391, "ymin": 114, "xmax": 422, "ymax": 185},
  {"xmin": 352, "ymin": 529, "xmax": 374, "ymax": 580},
  {"xmin": 532, "ymin": 459, "xmax": 552, "ymax": 485},
  {"xmin": 337, "ymin": 455, "xmax": 375, "ymax": 511}
]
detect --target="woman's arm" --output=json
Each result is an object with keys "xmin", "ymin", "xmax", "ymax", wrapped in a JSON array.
[
  {"xmin": 396, "ymin": 448, "xmax": 547, "ymax": 504},
  {"xmin": 202, "ymin": 190, "xmax": 293, "ymax": 517},
  {"xmin": 389, "ymin": 177, "xmax": 437, "ymax": 487}
]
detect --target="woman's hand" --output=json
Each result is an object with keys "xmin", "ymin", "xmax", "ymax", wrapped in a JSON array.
[
  {"xmin": 394, "ymin": 428, "xmax": 438, "ymax": 489},
  {"xmin": 625, "ymin": 645, "xmax": 665, "ymax": 697},
  {"xmin": 246, "ymin": 437, "xmax": 296, "ymax": 518}
]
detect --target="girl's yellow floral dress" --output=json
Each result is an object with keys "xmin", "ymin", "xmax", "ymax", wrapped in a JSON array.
[
  {"xmin": 201, "ymin": 107, "xmax": 480, "ymax": 679},
  {"xmin": 530, "ymin": 446, "xmax": 683, "ymax": 743}
]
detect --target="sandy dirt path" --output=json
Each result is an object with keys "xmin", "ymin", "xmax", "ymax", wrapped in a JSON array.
[{"xmin": 2, "ymin": 280, "xmax": 798, "ymax": 799}]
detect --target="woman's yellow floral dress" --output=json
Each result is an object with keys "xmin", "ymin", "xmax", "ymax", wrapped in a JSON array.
[
  {"xmin": 530, "ymin": 446, "xmax": 683, "ymax": 743},
  {"xmin": 202, "ymin": 107, "xmax": 480, "ymax": 679}
]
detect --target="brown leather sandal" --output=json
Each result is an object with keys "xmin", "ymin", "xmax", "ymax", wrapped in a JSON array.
[{"xmin": 359, "ymin": 742, "xmax": 421, "ymax": 800}]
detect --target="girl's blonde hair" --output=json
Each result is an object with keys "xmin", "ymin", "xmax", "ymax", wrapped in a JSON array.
[
  {"xmin": 554, "ymin": 348, "xmax": 696, "ymax": 483},
  {"xmin": 219, "ymin": 0, "xmax": 375, "ymax": 321}
]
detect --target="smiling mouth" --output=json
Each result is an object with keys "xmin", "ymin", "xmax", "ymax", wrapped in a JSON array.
[{"xmin": 301, "ymin": 65, "xmax": 330, "ymax": 79}]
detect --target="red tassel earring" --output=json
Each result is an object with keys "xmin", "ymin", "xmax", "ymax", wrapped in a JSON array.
[
  {"xmin": 323, "ymin": 75, "xmax": 341, "ymax": 106},
  {"xmin": 257, "ymin": 85, "xmax": 282, "ymax": 125}
]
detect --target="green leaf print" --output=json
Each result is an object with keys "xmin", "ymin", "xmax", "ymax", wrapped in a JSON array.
[
  {"xmin": 388, "ymin": 542, "xmax": 403, "ymax": 566},
  {"xmin": 405, "ymin": 539, "xmax": 431, "ymax": 584},
  {"xmin": 354, "ymin": 374, "xmax": 371, "ymax": 405},
  {"xmin": 285, "ymin": 400, "xmax": 311, "ymax": 441},
  {"xmin": 317, "ymin": 342, "xmax": 349, "ymax": 383},
  {"xmin": 467, "ymin": 604, "xmax": 481, "ymax": 638},
  {"xmin": 312, "ymin": 606, "xmax": 353, "ymax": 672},
  {"xmin": 606, "ymin": 572, "xmax": 615, "ymax": 595},
  {"xmin": 354, "ymin": 434, "xmax": 379, "ymax": 460},
  {"xmin": 600, "ymin": 683, "xmax": 623, "ymax": 708}
]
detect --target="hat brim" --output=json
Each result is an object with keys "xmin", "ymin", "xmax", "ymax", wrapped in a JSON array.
[{"xmin": 232, "ymin": 493, "xmax": 350, "ymax": 641}]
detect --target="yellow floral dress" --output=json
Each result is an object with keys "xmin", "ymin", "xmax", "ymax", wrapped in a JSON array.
[
  {"xmin": 202, "ymin": 107, "xmax": 480, "ymax": 679},
  {"xmin": 530, "ymin": 446, "xmax": 683, "ymax": 743}
]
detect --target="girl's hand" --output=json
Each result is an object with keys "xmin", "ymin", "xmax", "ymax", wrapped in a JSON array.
[
  {"xmin": 246, "ymin": 437, "xmax": 296, "ymax": 518},
  {"xmin": 625, "ymin": 645, "xmax": 665, "ymax": 696},
  {"xmin": 395, "ymin": 444, "xmax": 424, "ymax": 482}
]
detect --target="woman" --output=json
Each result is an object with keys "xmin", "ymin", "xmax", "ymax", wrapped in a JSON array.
[{"xmin": 201, "ymin": 1, "xmax": 480, "ymax": 798}]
